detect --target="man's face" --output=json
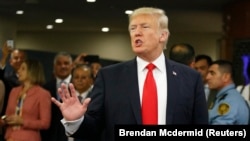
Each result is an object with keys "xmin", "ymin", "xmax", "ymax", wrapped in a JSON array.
[
  {"xmin": 129, "ymin": 14, "xmax": 165, "ymax": 60},
  {"xmin": 194, "ymin": 59, "xmax": 210, "ymax": 83},
  {"xmin": 10, "ymin": 50, "xmax": 26, "ymax": 72},
  {"xmin": 71, "ymin": 67, "xmax": 93, "ymax": 93},
  {"xmin": 206, "ymin": 64, "xmax": 224, "ymax": 90},
  {"xmin": 54, "ymin": 56, "xmax": 73, "ymax": 79}
]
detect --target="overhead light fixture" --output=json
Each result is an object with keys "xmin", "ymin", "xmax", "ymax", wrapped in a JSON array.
[
  {"xmin": 102, "ymin": 27, "xmax": 109, "ymax": 32},
  {"xmin": 125, "ymin": 10, "xmax": 133, "ymax": 15},
  {"xmin": 55, "ymin": 18, "xmax": 63, "ymax": 23},
  {"xmin": 16, "ymin": 10, "xmax": 24, "ymax": 15},
  {"xmin": 86, "ymin": 0, "xmax": 96, "ymax": 2},
  {"xmin": 46, "ymin": 25, "xmax": 53, "ymax": 29}
]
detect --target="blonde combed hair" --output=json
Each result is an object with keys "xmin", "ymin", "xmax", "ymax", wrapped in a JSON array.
[{"xmin": 128, "ymin": 7, "xmax": 169, "ymax": 33}]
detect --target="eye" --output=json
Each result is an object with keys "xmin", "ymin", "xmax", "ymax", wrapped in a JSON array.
[{"xmin": 129, "ymin": 26, "xmax": 136, "ymax": 31}]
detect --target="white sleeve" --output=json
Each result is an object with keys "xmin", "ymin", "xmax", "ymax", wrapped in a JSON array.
[
  {"xmin": 0, "ymin": 63, "xmax": 5, "ymax": 70},
  {"xmin": 61, "ymin": 116, "xmax": 84, "ymax": 136}
]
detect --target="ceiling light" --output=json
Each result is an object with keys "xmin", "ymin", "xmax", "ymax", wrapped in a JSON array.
[
  {"xmin": 102, "ymin": 27, "xmax": 109, "ymax": 32},
  {"xmin": 16, "ymin": 10, "xmax": 24, "ymax": 15},
  {"xmin": 125, "ymin": 10, "xmax": 133, "ymax": 15},
  {"xmin": 46, "ymin": 25, "xmax": 53, "ymax": 29},
  {"xmin": 55, "ymin": 18, "xmax": 63, "ymax": 23},
  {"xmin": 86, "ymin": 0, "xmax": 96, "ymax": 2}
]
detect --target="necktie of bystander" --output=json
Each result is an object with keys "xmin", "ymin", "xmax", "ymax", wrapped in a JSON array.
[
  {"xmin": 57, "ymin": 80, "xmax": 65, "ymax": 100},
  {"xmin": 78, "ymin": 95, "xmax": 83, "ymax": 103}
]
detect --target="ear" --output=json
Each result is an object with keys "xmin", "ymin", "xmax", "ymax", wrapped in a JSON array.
[
  {"xmin": 189, "ymin": 61, "xmax": 195, "ymax": 69},
  {"xmin": 159, "ymin": 31, "xmax": 169, "ymax": 42},
  {"xmin": 222, "ymin": 73, "xmax": 231, "ymax": 82}
]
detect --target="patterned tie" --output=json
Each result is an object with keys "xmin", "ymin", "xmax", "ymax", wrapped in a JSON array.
[
  {"xmin": 57, "ymin": 80, "xmax": 65, "ymax": 100},
  {"xmin": 78, "ymin": 95, "xmax": 83, "ymax": 103},
  {"xmin": 142, "ymin": 63, "xmax": 158, "ymax": 124}
]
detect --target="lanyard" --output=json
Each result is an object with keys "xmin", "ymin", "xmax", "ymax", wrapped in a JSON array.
[{"xmin": 15, "ymin": 94, "xmax": 26, "ymax": 116}]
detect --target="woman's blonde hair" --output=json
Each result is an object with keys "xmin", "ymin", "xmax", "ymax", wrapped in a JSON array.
[{"xmin": 24, "ymin": 59, "xmax": 45, "ymax": 85}]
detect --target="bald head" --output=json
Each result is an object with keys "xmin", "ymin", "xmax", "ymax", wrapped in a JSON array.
[{"xmin": 169, "ymin": 43, "xmax": 195, "ymax": 68}]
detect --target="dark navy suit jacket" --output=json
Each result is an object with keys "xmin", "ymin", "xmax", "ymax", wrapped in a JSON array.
[
  {"xmin": 73, "ymin": 58, "xmax": 208, "ymax": 141},
  {"xmin": 41, "ymin": 79, "xmax": 68, "ymax": 141}
]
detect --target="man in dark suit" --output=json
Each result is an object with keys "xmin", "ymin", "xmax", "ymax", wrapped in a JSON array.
[
  {"xmin": 52, "ymin": 7, "xmax": 208, "ymax": 141},
  {"xmin": 0, "ymin": 43, "xmax": 26, "ymax": 116},
  {"xmin": 69, "ymin": 64, "xmax": 94, "ymax": 141},
  {"xmin": 0, "ymin": 42, "xmax": 26, "ymax": 140},
  {"xmin": 41, "ymin": 51, "xmax": 74, "ymax": 141}
]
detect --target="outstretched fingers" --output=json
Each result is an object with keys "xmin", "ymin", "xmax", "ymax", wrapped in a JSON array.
[
  {"xmin": 68, "ymin": 83, "xmax": 78, "ymax": 99},
  {"xmin": 56, "ymin": 83, "xmax": 80, "ymax": 104},
  {"xmin": 59, "ymin": 83, "xmax": 71, "ymax": 101}
]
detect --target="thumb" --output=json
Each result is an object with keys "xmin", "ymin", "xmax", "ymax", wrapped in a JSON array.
[{"xmin": 51, "ymin": 97, "xmax": 61, "ymax": 107}]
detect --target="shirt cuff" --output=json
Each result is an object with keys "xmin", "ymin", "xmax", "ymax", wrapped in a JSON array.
[
  {"xmin": 0, "ymin": 63, "xmax": 5, "ymax": 70},
  {"xmin": 61, "ymin": 116, "xmax": 84, "ymax": 136}
]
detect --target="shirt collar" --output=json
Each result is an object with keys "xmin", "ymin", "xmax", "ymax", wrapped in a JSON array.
[
  {"xmin": 216, "ymin": 83, "xmax": 236, "ymax": 98},
  {"xmin": 56, "ymin": 74, "xmax": 72, "ymax": 84},
  {"xmin": 77, "ymin": 85, "xmax": 93, "ymax": 97},
  {"xmin": 137, "ymin": 52, "xmax": 166, "ymax": 72}
]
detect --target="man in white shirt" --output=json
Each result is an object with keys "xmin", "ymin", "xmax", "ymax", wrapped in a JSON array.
[
  {"xmin": 68, "ymin": 64, "xmax": 94, "ymax": 141},
  {"xmin": 71, "ymin": 64, "xmax": 94, "ymax": 103}
]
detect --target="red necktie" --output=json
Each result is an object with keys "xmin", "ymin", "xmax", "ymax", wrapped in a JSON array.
[{"xmin": 142, "ymin": 63, "xmax": 158, "ymax": 124}]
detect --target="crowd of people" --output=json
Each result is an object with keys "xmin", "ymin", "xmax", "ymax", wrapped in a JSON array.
[
  {"xmin": 169, "ymin": 42, "xmax": 250, "ymax": 125},
  {"xmin": 0, "ymin": 6, "xmax": 249, "ymax": 141},
  {"xmin": 0, "ymin": 43, "xmax": 101, "ymax": 141},
  {"xmin": 169, "ymin": 41, "xmax": 250, "ymax": 124}
]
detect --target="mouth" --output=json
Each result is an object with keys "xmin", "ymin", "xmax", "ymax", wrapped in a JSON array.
[{"xmin": 134, "ymin": 39, "xmax": 143, "ymax": 47}]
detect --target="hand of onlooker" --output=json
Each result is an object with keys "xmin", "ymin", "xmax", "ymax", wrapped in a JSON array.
[
  {"xmin": 5, "ymin": 115, "xmax": 23, "ymax": 126},
  {"xmin": 51, "ymin": 83, "xmax": 91, "ymax": 121},
  {"xmin": 73, "ymin": 53, "xmax": 88, "ymax": 67},
  {"xmin": 2, "ymin": 42, "xmax": 13, "ymax": 57},
  {"xmin": 1, "ymin": 42, "xmax": 14, "ymax": 67}
]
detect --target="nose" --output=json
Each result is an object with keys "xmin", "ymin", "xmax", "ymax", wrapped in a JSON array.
[
  {"xmin": 205, "ymin": 74, "xmax": 210, "ymax": 81},
  {"xmin": 134, "ymin": 28, "xmax": 142, "ymax": 36}
]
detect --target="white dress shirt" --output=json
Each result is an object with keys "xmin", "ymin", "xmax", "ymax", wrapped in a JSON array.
[
  {"xmin": 56, "ymin": 75, "xmax": 72, "ymax": 100},
  {"xmin": 137, "ymin": 52, "xmax": 167, "ymax": 124},
  {"xmin": 204, "ymin": 83, "xmax": 210, "ymax": 101},
  {"xmin": 77, "ymin": 85, "xmax": 93, "ymax": 103}
]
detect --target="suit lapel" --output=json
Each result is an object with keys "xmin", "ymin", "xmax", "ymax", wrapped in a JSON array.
[{"xmin": 123, "ymin": 59, "xmax": 142, "ymax": 124}]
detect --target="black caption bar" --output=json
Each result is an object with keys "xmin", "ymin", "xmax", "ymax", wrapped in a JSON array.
[{"xmin": 115, "ymin": 125, "xmax": 250, "ymax": 141}]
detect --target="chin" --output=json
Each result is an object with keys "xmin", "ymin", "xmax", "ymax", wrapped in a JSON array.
[{"xmin": 133, "ymin": 48, "xmax": 145, "ymax": 54}]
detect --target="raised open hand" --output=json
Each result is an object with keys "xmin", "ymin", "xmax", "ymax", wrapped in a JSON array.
[{"xmin": 51, "ymin": 83, "xmax": 91, "ymax": 121}]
